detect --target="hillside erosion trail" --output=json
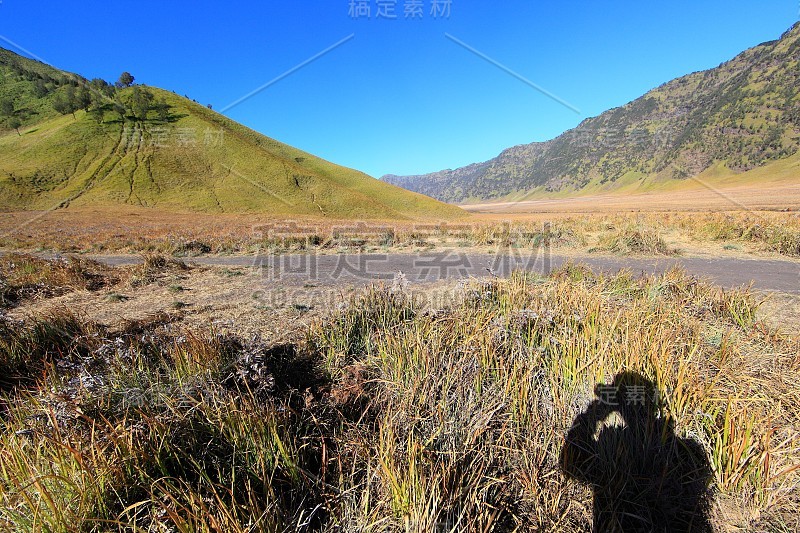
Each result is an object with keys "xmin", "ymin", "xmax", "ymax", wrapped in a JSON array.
[
  {"xmin": 31, "ymin": 252, "xmax": 800, "ymax": 294},
  {"xmin": 60, "ymin": 123, "xmax": 127, "ymax": 208}
]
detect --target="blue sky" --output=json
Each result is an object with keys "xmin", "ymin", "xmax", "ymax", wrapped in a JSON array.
[{"xmin": 0, "ymin": 1, "xmax": 798, "ymax": 178}]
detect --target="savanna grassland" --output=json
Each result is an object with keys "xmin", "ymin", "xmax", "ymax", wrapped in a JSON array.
[
  {"xmin": 0, "ymin": 251, "xmax": 798, "ymax": 531},
  {"xmin": 1, "ymin": 208, "xmax": 799, "ymax": 260}
]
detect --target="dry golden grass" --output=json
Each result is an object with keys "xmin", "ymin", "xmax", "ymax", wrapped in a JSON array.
[
  {"xmin": 0, "ymin": 259, "xmax": 798, "ymax": 531},
  {"xmin": 0, "ymin": 253, "xmax": 115, "ymax": 307},
  {"xmin": 1, "ymin": 208, "xmax": 799, "ymax": 259}
]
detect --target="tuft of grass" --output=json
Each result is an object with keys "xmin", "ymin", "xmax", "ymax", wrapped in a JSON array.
[
  {"xmin": 172, "ymin": 240, "xmax": 211, "ymax": 257},
  {"xmin": 127, "ymin": 253, "xmax": 188, "ymax": 288},
  {"xmin": 0, "ymin": 253, "xmax": 112, "ymax": 307},
  {"xmin": 687, "ymin": 213, "xmax": 800, "ymax": 257},
  {"xmin": 219, "ymin": 267, "xmax": 245, "ymax": 277},
  {"xmin": 0, "ymin": 307, "xmax": 102, "ymax": 392},
  {"xmin": 596, "ymin": 225, "xmax": 677, "ymax": 255}
]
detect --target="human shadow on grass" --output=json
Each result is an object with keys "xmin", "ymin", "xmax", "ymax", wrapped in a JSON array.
[{"xmin": 560, "ymin": 371, "xmax": 713, "ymax": 532}]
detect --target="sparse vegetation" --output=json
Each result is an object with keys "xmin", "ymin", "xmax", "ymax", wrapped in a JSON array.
[
  {"xmin": 127, "ymin": 254, "xmax": 189, "ymax": 288},
  {"xmin": 2, "ymin": 210, "xmax": 799, "ymax": 260},
  {"xmin": 684, "ymin": 213, "xmax": 800, "ymax": 257},
  {"xmin": 0, "ymin": 253, "xmax": 112, "ymax": 307}
]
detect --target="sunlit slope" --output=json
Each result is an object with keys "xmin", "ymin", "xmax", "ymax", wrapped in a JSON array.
[{"xmin": 0, "ymin": 53, "xmax": 462, "ymax": 219}]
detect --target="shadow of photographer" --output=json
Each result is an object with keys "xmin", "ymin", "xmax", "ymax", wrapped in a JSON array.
[{"xmin": 560, "ymin": 371, "xmax": 713, "ymax": 532}]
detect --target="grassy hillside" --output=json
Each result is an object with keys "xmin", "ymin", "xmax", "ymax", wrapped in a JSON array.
[
  {"xmin": 385, "ymin": 22, "xmax": 800, "ymax": 203},
  {"xmin": 0, "ymin": 50, "xmax": 463, "ymax": 220},
  {"xmin": 0, "ymin": 48, "xmax": 76, "ymax": 129}
]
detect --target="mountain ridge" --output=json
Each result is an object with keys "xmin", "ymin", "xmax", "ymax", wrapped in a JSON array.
[{"xmin": 384, "ymin": 22, "xmax": 800, "ymax": 203}]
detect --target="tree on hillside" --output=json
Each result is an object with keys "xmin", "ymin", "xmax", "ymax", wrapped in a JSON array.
[
  {"xmin": 6, "ymin": 116, "xmax": 21, "ymax": 136},
  {"xmin": 89, "ymin": 87, "xmax": 106, "ymax": 109},
  {"xmin": 52, "ymin": 93, "xmax": 70, "ymax": 115},
  {"xmin": 77, "ymin": 86, "xmax": 92, "ymax": 111},
  {"xmin": 88, "ymin": 106, "xmax": 105, "ymax": 124},
  {"xmin": 128, "ymin": 86, "xmax": 154, "ymax": 121},
  {"xmin": 52, "ymin": 86, "xmax": 79, "ymax": 118},
  {"xmin": 33, "ymin": 79, "xmax": 49, "ymax": 98},
  {"xmin": 117, "ymin": 72, "xmax": 134, "ymax": 88},
  {"xmin": 154, "ymin": 98, "xmax": 170, "ymax": 122},
  {"xmin": 112, "ymin": 98, "xmax": 127, "ymax": 122},
  {"xmin": 87, "ymin": 85, "xmax": 110, "ymax": 124},
  {"xmin": 90, "ymin": 78, "xmax": 109, "ymax": 90},
  {"xmin": 65, "ymin": 86, "xmax": 79, "ymax": 117},
  {"xmin": 90, "ymin": 78, "xmax": 116, "ymax": 99}
]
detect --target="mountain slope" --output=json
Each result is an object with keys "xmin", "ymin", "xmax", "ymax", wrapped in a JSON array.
[
  {"xmin": 384, "ymin": 23, "xmax": 800, "ymax": 203},
  {"xmin": 0, "ymin": 49, "xmax": 463, "ymax": 219}
]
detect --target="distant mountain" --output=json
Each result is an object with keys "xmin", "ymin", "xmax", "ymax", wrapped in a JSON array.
[
  {"xmin": 384, "ymin": 23, "xmax": 800, "ymax": 203},
  {"xmin": 0, "ymin": 48, "xmax": 463, "ymax": 219}
]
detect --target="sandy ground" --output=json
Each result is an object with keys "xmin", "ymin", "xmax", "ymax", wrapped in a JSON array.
[{"xmin": 461, "ymin": 182, "xmax": 800, "ymax": 214}]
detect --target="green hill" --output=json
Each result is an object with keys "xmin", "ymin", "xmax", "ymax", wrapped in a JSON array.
[
  {"xmin": 384, "ymin": 22, "xmax": 800, "ymax": 203},
  {"xmin": 0, "ymin": 49, "xmax": 463, "ymax": 219}
]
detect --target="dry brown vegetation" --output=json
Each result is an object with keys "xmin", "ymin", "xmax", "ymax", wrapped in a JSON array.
[
  {"xmin": 0, "ymin": 253, "xmax": 114, "ymax": 307},
  {"xmin": 0, "ymin": 252, "xmax": 191, "ymax": 310},
  {"xmin": 1, "ymin": 209, "xmax": 800, "ymax": 259},
  {"xmin": 461, "ymin": 182, "xmax": 800, "ymax": 215},
  {"xmin": 1, "ymin": 256, "xmax": 798, "ymax": 531}
]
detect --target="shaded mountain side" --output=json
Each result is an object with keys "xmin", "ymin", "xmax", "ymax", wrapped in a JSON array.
[
  {"xmin": 384, "ymin": 22, "xmax": 800, "ymax": 203},
  {"xmin": 0, "ymin": 49, "xmax": 463, "ymax": 219}
]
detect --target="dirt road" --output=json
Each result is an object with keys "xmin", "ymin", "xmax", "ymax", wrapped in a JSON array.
[{"xmin": 43, "ymin": 251, "xmax": 800, "ymax": 293}]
